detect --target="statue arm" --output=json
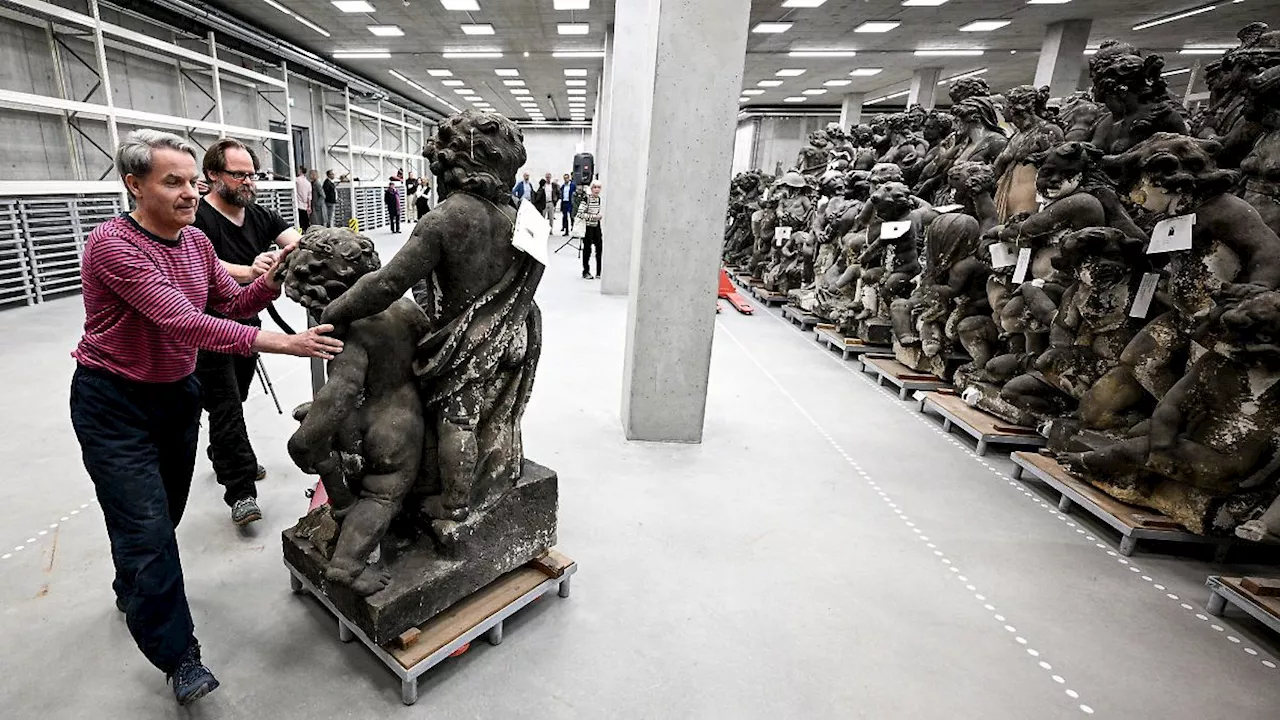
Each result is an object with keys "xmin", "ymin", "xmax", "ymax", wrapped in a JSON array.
[
  {"xmin": 1207, "ymin": 195, "xmax": 1280, "ymax": 290},
  {"xmin": 1009, "ymin": 195, "xmax": 1104, "ymax": 240},
  {"xmin": 1148, "ymin": 362, "xmax": 1197, "ymax": 451},
  {"xmin": 322, "ymin": 216, "xmax": 444, "ymax": 326}
]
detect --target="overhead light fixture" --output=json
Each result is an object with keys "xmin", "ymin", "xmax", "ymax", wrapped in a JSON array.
[
  {"xmin": 511, "ymin": 88, "xmax": 531, "ymax": 94},
  {"xmin": 788, "ymin": 50, "xmax": 857, "ymax": 58},
  {"xmin": 742, "ymin": 89, "xmax": 766, "ymax": 95},
  {"xmin": 960, "ymin": 19, "xmax": 1011, "ymax": 32},
  {"xmin": 1026, "ymin": 0, "xmax": 1072, "ymax": 4},
  {"xmin": 1180, "ymin": 45, "xmax": 1232, "ymax": 54},
  {"xmin": 566, "ymin": 79, "xmax": 587, "ymax": 86},
  {"xmin": 553, "ymin": 50, "xmax": 605, "ymax": 58},
  {"xmin": 567, "ymin": 89, "xmax": 586, "ymax": 95},
  {"xmin": 558, "ymin": 23, "xmax": 590, "ymax": 35},
  {"xmin": 758, "ymin": 79, "xmax": 784, "ymax": 87},
  {"xmin": 782, "ymin": 0, "xmax": 828, "ymax": 6},
  {"xmin": 740, "ymin": 97, "xmax": 750, "ymax": 103},
  {"xmin": 1133, "ymin": 4, "xmax": 1218, "ymax": 31},
  {"xmin": 783, "ymin": 96, "xmax": 807, "ymax": 103},
  {"xmin": 332, "ymin": 1, "xmax": 375, "ymax": 11},
  {"xmin": 855, "ymin": 21, "xmax": 900, "ymax": 33},
  {"xmin": 427, "ymin": 69, "xmax": 452, "ymax": 76},
  {"xmin": 802, "ymin": 89, "xmax": 828, "ymax": 95},
  {"xmin": 824, "ymin": 79, "xmax": 852, "ymax": 86},
  {"xmin": 368, "ymin": 25, "xmax": 404, "ymax": 36},
  {"xmin": 443, "ymin": 51, "xmax": 504, "ymax": 58},
  {"xmin": 554, "ymin": 0, "xmax": 591, "ymax": 9},
  {"xmin": 914, "ymin": 49, "xmax": 985, "ymax": 56},
  {"xmin": 564, "ymin": 69, "xmax": 588, "ymax": 77},
  {"xmin": 461, "ymin": 23, "xmax": 495, "ymax": 34},
  {"xmin": 440, "ymin": 0, "xmax": 480, "ymax": 9},
  {"xmin": 752, "ymin": 22, "xmax": 793, "ymax": 33},
  {"xmin": 388, "ymin": 69, "xmax": 462, "ymax": 112},
  {"xmin": 333, "ymin": 50, "xmax": 390, "ymax": 59},
  {"xmin": 442, "ymin": 79, "xmax": 465, "ymax": 86},
  {"xmin": 866, "ymin": 89, "xmax": 910, "ymax": 104},
  {"xmin": 263, "ymin": 0, "xmax": 332, "ymax": 37},
  {"xmin": 495, "ymin": 69, "xmax": 520, "ymax": 76},
  {"xmin": 1162, "ymin": 67, "xmax": 1192, "ymax": 76},
  {"xmin": 849, "ymin": 68, "xmax": 883, "ymax": 76},
  {"xmin": 504, "ymin": 79, "xmax": 527, "ymax": 86},
  {"xmin": 776, "ymin": 69, "xmax": 806, "ymax": 76},
  {"xmin": 902, "ymin": 0, "xmax": 949, "ymax": 5},
  {"xmin": 938, "ymin": 67, "xmax": 988, "ymax": 84}
]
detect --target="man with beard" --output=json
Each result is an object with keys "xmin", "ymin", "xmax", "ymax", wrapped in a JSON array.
[{"xmin": 193, "ymin": 138, "xmax": 302, "ymax": 526}]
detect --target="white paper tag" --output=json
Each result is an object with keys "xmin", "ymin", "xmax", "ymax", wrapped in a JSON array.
[
  {"xmin": 1035, "ymin": 193, "xmax": 1046, "ymax": 212},
  {"xmin": 1147, "ymin": 213, "xmax": 1195, "ymax": 254},
  {"xmin": 989, "ymin": 242, "xmax": 1016, "ymax": 269},
  {"xmin": 932, "ymin": 204, "xmax": 963, "ymax": 214},
  {"xmin": 1129, "ymin": 272, "xmax": 1160, "ymax": 318},
  {"xmin": 774, "ymin": 226, "xmax": 792, "ymax": 247},
  {"xmin": 512, "ymin": 199, "xmax": 549, "ymax": 266},
  {"xmin": 1012, "ymin": 247, "xmax": 1032, "ymax": 284},
  {"xmin": 881, "ymin": 220, "xmax": 910, "ymax": 239}
]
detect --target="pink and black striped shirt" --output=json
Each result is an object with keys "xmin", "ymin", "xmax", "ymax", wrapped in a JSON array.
[{"xmin": 72, "ymin": 214, "xmax": 279, "ymax": 383}]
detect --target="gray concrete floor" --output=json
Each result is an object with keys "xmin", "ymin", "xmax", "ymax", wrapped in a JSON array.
[{"xmin": 1, "ymin": 226, "xmax": 1278, "ymax": 719}]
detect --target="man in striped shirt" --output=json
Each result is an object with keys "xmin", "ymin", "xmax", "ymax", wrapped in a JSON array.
[{"xmin": 69, "ymin": 129, "xmax": 343, "ymax": 706}]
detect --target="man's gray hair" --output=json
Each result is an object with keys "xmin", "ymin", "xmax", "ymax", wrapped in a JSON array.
[{"xmin": 116, "ymin": 129, "xmax": 198, "ymax": 180}]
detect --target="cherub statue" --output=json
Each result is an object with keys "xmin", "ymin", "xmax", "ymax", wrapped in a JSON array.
[
  {"xmin": 946, "ymin": 161, "xmax": 999, "ymax": 235},
  {"xmin": 915, "ymin": 96, "xmax": 1007, "ymax": 205},
  {"xmin": 855, "ymin": 181, "xmax": 926, "ymax": 330},
  {"xmin": 796, "ymin": 129, "xmax": 834, "ymax": 177},
  {"xmin": 1087, "ymin": 40, "xmax": 1188, "ymax": 154},
  {"xmin": 993, "ymin": 85, "xmax": 1064, "ymax": 222},
  {"xmin": 284, "ymin": 229, "xmax": 430, "ymax": 596},
  {"xmin": 1057, "ymin": 91, "xmax": 1101, "ymax": 143},
  {"xmin": 1193, "ymin": 23, "xmax": 1279, "ymax": 168},
  {"xmin": 877, "ymin": 113, "xmax": 929, "ymax": 185},
  {"xmin": 1240, "ymin": 63, "xmax": 1280, "ymax": 236}
]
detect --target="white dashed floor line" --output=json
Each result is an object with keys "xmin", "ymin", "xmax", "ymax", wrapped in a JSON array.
[{"xmin": 2, "ymin": 499, "xmax": 97, "ymax": 562}]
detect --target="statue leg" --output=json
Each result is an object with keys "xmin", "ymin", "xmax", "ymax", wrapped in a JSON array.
[
  {"xmin": 957, "ymin": 315, "xmax": 998, "ymax": 371},
  {"xmin": 1000, "ymin": 373, "xmax": 1062, "ymax": 415},
  {"xmin": 1238, "ymin": 495, "xmax": 1280, "ymax": 542},
  {"xmin": 438, "ymin": 387, "xmax": 482, "ymax": 520},
  {"xmin": 1067, "ymin": 436, "xmax": 1147, "ymax": 475},
  {"xmin": 325, "ymin": 470, "xmax": 415, "ymax": 596},
  {"xmin": 890, "ymin": 298, "xmax": 918, "ymax": 344},
  {"xmin": 1079, "ymin": 366, "xmax": 1149, "ymax": 430}
]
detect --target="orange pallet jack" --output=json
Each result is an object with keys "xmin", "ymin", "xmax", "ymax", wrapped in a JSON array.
[{"xmin": 718, "ymin": 268, "xmax": 754, "ymax": 315}]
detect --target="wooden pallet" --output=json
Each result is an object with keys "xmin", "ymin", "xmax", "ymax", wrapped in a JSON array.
[
  {"xmin": 918, "ymin": 391, "xmax": 1046, "ymax": 456},
  {"xmin": 1206, "ymin": 576, "xmax": 1280, "ymax": 637},
  {"xmin": 749, "ymin": 285, "xmax": 788, "ymax": 306},
  {"xmin": 781, "ymin": 305, "xmax": 820, "ymax": 330},
  {"xmin": 287, "ymin": 549, "xmax": 577, "ymax": 705},
  {"xmin": 1010, "ymin": 452, "xmax": 1233, "ymax": 560},
  {"xmin": 860, "ymin": 355, "xmax": 949, "ymax": 400},
  {"xmin": 813, "ymin": 325, "xmax": 891, "ymax": 361}
]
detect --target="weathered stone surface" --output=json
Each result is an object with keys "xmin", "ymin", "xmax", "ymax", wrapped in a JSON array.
[{"xmin": 283, "ymin": 461, "xmax": 558, "ymax": 644}]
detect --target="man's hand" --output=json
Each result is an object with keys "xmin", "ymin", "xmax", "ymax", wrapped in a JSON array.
[
  {"xmin": 262, "ymin": 246, "xmax": 295, "ymax": 290},
  {"xmin": 253, "ymin": 324, "xmax": 344, "ymax": 360},
  {"xmin": 251, "ymin": 251, "xmax": 278, "ymax": 279}
]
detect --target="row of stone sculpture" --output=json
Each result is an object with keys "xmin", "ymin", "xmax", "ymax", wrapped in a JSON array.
[{"xmin": 723, "ymin": 25, "xmax": 1280, "ymax": 541}]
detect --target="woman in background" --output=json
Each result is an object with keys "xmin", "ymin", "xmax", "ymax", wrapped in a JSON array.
[{"xmin": 581, "ymin": 181, "xmax": 603, "ymax": 280}]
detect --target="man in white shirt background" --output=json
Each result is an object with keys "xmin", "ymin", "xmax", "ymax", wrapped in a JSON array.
[{"xmin": 293, "ymin": 165, "xmax": 312, "ymax": 229}]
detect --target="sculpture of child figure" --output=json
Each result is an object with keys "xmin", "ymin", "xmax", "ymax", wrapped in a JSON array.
[{"xmin": 282, "ymin": 228, "xmax": 432, "ymax": 596}]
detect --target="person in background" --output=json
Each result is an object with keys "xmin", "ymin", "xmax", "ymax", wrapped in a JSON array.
[
  {"xmin": 512, "ymin": 172, "xmax": 534, "ymax": 203},
  {"xmin": 415, "ymin": 185, "xmax": 432, "ymax": 219},
  {"xmin": 394, "ymin": 167, "xmax": 404, "ymax": 181},
  {"xmin": 385, "ymin": 180, "xmax": 402, "ymax": 234},
  {"xmin": 70, "ymin": 129, "xmax": 342, "ymax": 706},
  {"xmin": 194, "ymin": 137, "xmax": 304, "ymax": 526},
  {"xmin": 294, "ymin": 166, "xmax": 312, "ymax": 229},
  {"xmin": 541, "ymin": 172, "xmax": 560, "ymax": 226},
  {"xmin": 308, "ymin": 169, "xmax": 324, "ymax": 230},
  {"xmin": 560, "ymin": 172, "xmax": 576, "ymax": 236},
  {"xmin": 322, "ymin": 169, "xmax": 338, "ymax": 227},
  {"xmin": 532, "ymin": 177, "xmax": 549, "ymax": 217},
  {"xmin": 406, "ymin": 170, "xmax": 419, "ymax": 198},
  {"xmin": 581, "ymin": 180, "xmax": 603, "ymax": 279}
]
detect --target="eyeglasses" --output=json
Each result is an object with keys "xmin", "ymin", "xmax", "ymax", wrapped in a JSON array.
[{"xmin": 220, "ymin": 170, "xmax": 256, "ymax": 181}]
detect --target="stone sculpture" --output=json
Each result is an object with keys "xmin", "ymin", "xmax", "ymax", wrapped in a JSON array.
[
  {"xmin": 1087, "ymin": 40, "xmax": 1188, "ymax": 154},
  {"xmin": 796, "ymin": 129, "xmax": 834, "ymax": 177},
  {"xmin": 853, "ymin": 181, "xmax": 927, "ymax": 343},
  {"xmin": 993, "ymin": 85, "xmax": 1064, "ymax": 222},
  {"xmin": 1057, "ymin": 91, "xmax": 1102, "ymax": 143},
  {"xmin": 1240, "ymin": 63, "xmax": 1280, "ymax": 236},
  {"xmin": 283, "ymin": 110, "xmax": 555, "ymax": 643},
  {"xmin": 916, "ymin": 96, "xmax": 1007, "ymax": 205},
  {"xmin": 1193, "ymin": 23, "xmax": 1278, "ymax": 167}
]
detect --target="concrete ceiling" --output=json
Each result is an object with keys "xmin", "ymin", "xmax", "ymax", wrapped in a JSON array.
[
  {"xmin": 206, "ymin": 0, "xmax": 616, "ymax": 122},
  {"xmin": 205, "ymin": 0, "xmax": 1265, "ymax": 120},
  {"xmin": 741, "ymin": 0, "xmax": 1263, "ymax": 111}
]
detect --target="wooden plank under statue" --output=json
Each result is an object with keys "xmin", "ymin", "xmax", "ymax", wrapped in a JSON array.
[{"xmin": 275, "ymin": 112, "xmax": 569, "ymax": 649}]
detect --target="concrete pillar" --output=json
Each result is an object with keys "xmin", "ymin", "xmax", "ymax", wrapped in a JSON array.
[
  {"xmin": 620, "ymin": 0, "xmax": 751, "ymax": 442},
  {"xmin": 908, "ymin": 68, "xmax": 942, "ymax": 109},
  {"xmin": 594, "ymin": 25, "xmax": 615, "ymax": 179},
  {"xmin": 598, "ymin": 2, "xmax": 657, "ymax": 296},
  {"xmin": 839, "ymin": 92, "xmax": 865, "ymax": 126},
  {"xmin": 1034, "ymin": 19, "xmax": 1092, "ymax": 99}
]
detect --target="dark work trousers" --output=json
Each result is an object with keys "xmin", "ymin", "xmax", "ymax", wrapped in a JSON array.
[
  {"xmin": 69, "ymin": 365, "xmax": 201, "ymax": 675},
  {"xmin": 560, "ymin": 202, "xmax": 572, "ymax": 234},
  {"xmin": 297, "ymin": 208, "xmax": 310, "ymax": 230},
  {"xmin": 388, "ymin": 204, "xmax": 401, "ymax": 233},
  {"xmin": 582, "ymin": 224, "xmax": 602, "ymax": 277},
  {"xmin": 195, "ymin": 350, "xmax": 259, "ymax": 507}
]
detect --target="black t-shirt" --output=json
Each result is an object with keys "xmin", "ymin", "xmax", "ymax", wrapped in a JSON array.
[{"xmin": 194, "ymin": 199, "xmax": 291, "ymax": 267}]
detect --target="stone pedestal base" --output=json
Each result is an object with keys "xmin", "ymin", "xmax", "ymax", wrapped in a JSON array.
[
  {"xmin": 894, "ymin": 343, "xmax": 950, "ymax": 382},
  {"xmin": 283, "ymin": 460, "xmax": 558, "ymax": 644},
  {"xmin": 857, "ymin": 319, "xmax": 892, "ymax": 346}
]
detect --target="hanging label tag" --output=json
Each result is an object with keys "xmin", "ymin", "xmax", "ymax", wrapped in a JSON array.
[
  {"xmin": 932, "ymin": 204, "xmax": 963, "ymax": 214},
  {"xmin": 881, "ymin": 220, "xmax": 911, "ymax": 239},
  {"xmin": 1129, "ymin": 272, "xmax": 1161, "ymax": 318},
  {"xmin": 1035, "ymin": 193, "xmax": 1046, "ymax": 212},
  {"xmin": 989, "ymin": 242, "xmax": 1016, "ymax": 269},
  {"xmin": 774, "ymin": 226, "xmax": 792, "ymax": 247},
  {"xmin": 512, "ymin": 199, "xmax": 549, "ymax": 266},
  {"xmin": 1012, "ymin": 247, "xmax": 1033, "ymax": 283},
  {"xmin": 1147, "ymin": 213, "xmax": 1195, "ymax": 254}
]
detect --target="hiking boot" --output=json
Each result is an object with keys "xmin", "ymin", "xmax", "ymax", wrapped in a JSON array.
[
  {"xmin": 231, "ymin": 498, "xmax": 263, "ymax": 526},
  {"xmin": 255, "ymin": 464, "xmax": 267, "ymax": 481},
  {"xmin": 168, "ymin": 642, "xmax": 219, "ymax": 706}
]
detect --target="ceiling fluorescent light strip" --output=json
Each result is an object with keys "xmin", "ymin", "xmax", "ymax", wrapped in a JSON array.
[
  {"xmin": 388, "ymin": 69, "xmax": 461, "ymax": 112},
  {"xmin": 442, "ymin": 51, "xmax": 504, "ymax": 58},
  {"xmin": 937, "ymin": 67, "xmax": 988, "ymax": 84},
  {"xmin": 788, "ymin": 50, "xmax": 857, "ymax": 57},
  {"xmin": 914, "ymin": 49, "xmax": 984, "ymax": 56},
  {"xmin": 553, "ymin": 50, "xmax": 606, "ymax": 58},
  {"xmin": 263, "ymin": 0, "xmax": 331, "ymax": 37},
  {"xmin": 1132, "ymin": 4, "xmax": 1218, "ymax": 31}
]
